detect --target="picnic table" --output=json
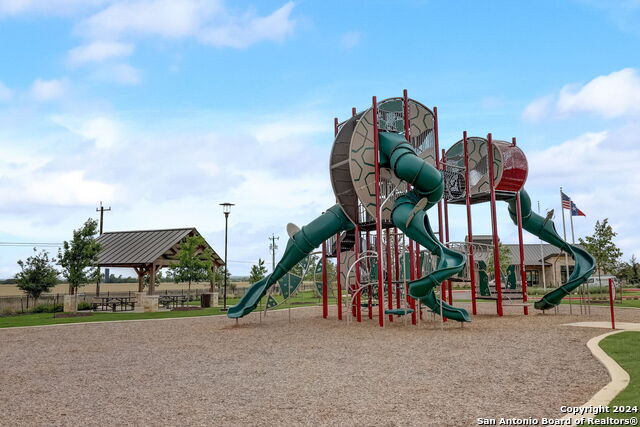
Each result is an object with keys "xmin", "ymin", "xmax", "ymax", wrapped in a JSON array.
[
  {"xmin": 159, "ymin": 295, "xmax": 188, "ymax": 309},
  {"xmin": 91, "ymin": 296, "xmax": 136, "ymax": 312}
]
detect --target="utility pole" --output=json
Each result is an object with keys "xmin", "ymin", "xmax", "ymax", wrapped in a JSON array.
[
  {"xmin": 96, "ymin": 201, "xmax": 111, "ymax": 235},
  {"xmin": 95, "ymin": 201, "xmax": 111, "ymax": 296},
  {"xmin": 268, "ymin": 234, "xmax": 279, "ymax": 272}
]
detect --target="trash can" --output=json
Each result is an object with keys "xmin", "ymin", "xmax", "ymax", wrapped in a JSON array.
[{"xmin": 201, "ymin": 293, "xmax": 213, "ymax": 308}]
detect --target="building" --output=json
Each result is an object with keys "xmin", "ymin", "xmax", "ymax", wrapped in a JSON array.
[{"xmin": 468, "ymin": 235, "xmax": 581, "ymax": 288}]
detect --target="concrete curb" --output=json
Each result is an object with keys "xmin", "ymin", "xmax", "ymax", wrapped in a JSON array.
[{"xmin": 562, "ymin": 330, "xmax": 631, "ymax": 425}]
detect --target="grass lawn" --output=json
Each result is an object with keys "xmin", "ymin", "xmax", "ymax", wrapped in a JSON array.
[
  {"xmin": 596, "ymin": 331, "xmax": 640, "ymax": 422},
  {"xmin": 0, "ymin": 290, "xmax": 331, "ymax": 329}
]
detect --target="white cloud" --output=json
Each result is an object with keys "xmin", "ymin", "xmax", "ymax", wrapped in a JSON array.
[
  {"xmin": 340, "ymin": 31, "xmax": 361, "ymax": 49},
  {"xmin": 199, "ymin": 1, "xmax": 296, "ymax": 48},
  {"xmin": 29, "ymin": 78, "xmax": 67, "ymax": 101},
  {"xmin": 521, "ymin": 95, "xmax": 553, "ymax": 121},
  {"xmin": 0, "ymin": 0, "xmax": 107, "ymax": 16},
  {"xmin": 522, "ymin": 68, "xmax": 640, "ymax": 121},
  {"xmin": 526, "ymin": 129, "xmax": 640, "ymax": 257},
  {"xmin": 556, "ymin": 68, "xmax": 640, "ymax": 118},
  {"xmin": 107, "ymin": 63, "xmax": 142, "ymax": 85},
  {"xmin": 53, "ymin": 115, "xmax": 121, "ymax": 149},
  {"xmin": 0, "ymin": 81, "xmax": 12, "ymax": 101},
  {"xmin": 67, "ymin": 41, "xmax": 134, "ymax": 65},
  {"xmin": 80, "ymin": 0, "xmax": 217, "ymax": 40}
]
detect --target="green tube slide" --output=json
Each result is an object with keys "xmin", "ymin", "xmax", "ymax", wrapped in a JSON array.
[
  {"xmin": 379, "ymin": 131, "xmax": 471, "ymax": 322},
  {"xmin": 506, "ymin": 190, "xmax": 595, "ymax": 310},
  {"xmin": 227, "ymin": 204, "xmax": 354, "ymax": 318}
]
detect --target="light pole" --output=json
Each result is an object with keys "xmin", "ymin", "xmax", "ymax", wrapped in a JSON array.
[{"xmin": 220, "ymin": 202, "xmax": 234, "ymax": 311}]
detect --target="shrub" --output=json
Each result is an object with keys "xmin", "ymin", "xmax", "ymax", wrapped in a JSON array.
[
  {"xmin": 31, "ymin": 303, "xmax": 63, "ymax": 313},
  {"xmin": 77, "ymin": 301, "xmax": 93, "ymax": 311}
]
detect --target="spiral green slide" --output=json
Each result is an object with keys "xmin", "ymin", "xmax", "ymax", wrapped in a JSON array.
[
  {"xmin": 379, "ymin": 131, "xmax": 471, "ymax": 322},
  {"xmin": 506, "ymin": 190, "xmax": 595, "ymax": 310},
  {"xmin": 227, "ymin": 204, "xmax": 354, "ymax": 319}
]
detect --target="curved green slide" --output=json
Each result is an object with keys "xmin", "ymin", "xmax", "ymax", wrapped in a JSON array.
[
  {"xmin": 379, "ymin": 131, "xmax": 470, "ymax": 322},
  {"xmin": 227, "ymin": 204, "xmax": 354, "ymax": 318},
  {"xmin": 506, "ymin": 189, "xmax": 595, "ymax": 310}
]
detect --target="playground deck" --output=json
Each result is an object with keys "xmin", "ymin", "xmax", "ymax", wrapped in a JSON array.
[{"xmin": 1, "ymin": 304, "xmax": 639, "ymax": 426}]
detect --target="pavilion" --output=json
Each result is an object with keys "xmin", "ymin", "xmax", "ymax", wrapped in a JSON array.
[{"xmin": 96, "ymin": 228, "xmax": 223, "ymax": 295}]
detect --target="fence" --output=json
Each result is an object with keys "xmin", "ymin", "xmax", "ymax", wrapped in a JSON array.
[{"xmin": 0, "ymin": 287, "xmax": 249, "ymax": 315}]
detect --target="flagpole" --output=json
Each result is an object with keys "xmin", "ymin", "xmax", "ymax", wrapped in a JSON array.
[
  {"xmin": 569, "ymin": 205, "xmax": 576, "ymax": 244},
  {"xmin": 560, "ymin": 187, "xmax": 572, "ymax": 314},
  {"xmin": 538, "ymin": 201, "xmax": 546, "ymax": 291}
]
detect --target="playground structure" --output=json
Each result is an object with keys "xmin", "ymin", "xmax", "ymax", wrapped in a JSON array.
[{"xmin": 227, "ymin": 91, "xmax": 596, "ymax": 326}]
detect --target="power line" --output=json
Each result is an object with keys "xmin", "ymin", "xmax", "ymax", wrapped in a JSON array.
[{"xmin": 0, "ymin": 242, "xmax": 62, "ymax": 247}]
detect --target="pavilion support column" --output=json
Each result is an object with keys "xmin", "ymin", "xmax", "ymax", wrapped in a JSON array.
[
  {"xmin": 134, "ymin": 267, "xmax": 144, "ymax": 293},
  {"xmin": 143, "ymin": 264, "xmax": 159, "ymax": 312},
  {"xmin": 148, "ymin": 263, "xmax": 156, "ymax": 295}
]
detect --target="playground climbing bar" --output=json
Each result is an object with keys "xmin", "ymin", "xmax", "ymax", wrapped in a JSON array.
[
  {"xmin": 463, "ymin": 131, "xmax": 478, "ymax": 315},
  {"xmin": 372, "ymin": 95, "xmax": 385, "ymax": 327},
  {"xmin": 513, "ymin": 138, "xmax": 529, "ymax": 315},
  {"xmin": 487, "ymin": 133, "xmax": 504, "ymax": 316}
]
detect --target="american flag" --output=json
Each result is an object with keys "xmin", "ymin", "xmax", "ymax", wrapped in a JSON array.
[{"xmin": 561, "ymin": 191, "xmax": 571, "ymax": 209}]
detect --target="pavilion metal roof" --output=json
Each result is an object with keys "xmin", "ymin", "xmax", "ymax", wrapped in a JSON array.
[{"xmin": 96, "ymin": 227, "xmax": 223, "ymax": 267}]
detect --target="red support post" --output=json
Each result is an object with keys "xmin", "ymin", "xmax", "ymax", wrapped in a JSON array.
[
  {"xmin": 336, "ymin": 231, "xmax": 342, "ymax": 320},
  {"xmin": 487, "ymin": 133, "xmax": 504, "ymax": 316},
  {"xmin": 386, "ymin": 228, "xmax": 393, "ymax": 322},
  {"xmin": 334, "ymin": 117, "xmax": 343, "ymax": 321},
  {"xmin": 366, "ymin": 231, "xmax": 372, "ymax": 320},
  {"xmin": 434, "ymin": 106, "xmax": 447, "ymax": 317},
  {"xmin": 513, "ymin": 137, "xmax": 528, "ymax": 316},
  {"xmin": 463, "ymin": 131, "xmax": 478, "ymax": 315},
  {"xmin": 354, "ymin": 225, "xmax": 362, "ymax": 322},
  {"xmin": 404, "ymin": 89, "xmax": 417, "ymax": 325},
  {"xmin": 322, "ymin": 240, "xmax": 328, "ymax": 319},
  {"xmin": 372, "ymin": 96, "xmax": 385, "ymax": 327},
  {"xmin": 608, "ymin": 278, "xmax": 616, "ymax": 330}
]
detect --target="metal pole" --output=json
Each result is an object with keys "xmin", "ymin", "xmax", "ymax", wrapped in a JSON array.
[
  {"xmin": 538, "ymin": 201, "xmax": 547, "ymax": 291},
  {"xmin": 487, "ymin": 133, "xmax": 503, "ymax": 316},
  {"xmin": 404, "ymin": 89, "xmax": 417, "ymax": 325},
  {"xmin": 366, "ymin": 230, "xmax": 372, "ymax": 320},
  {"xmin": 515, "ymin": 183, "xmax": 529, "ymax": 315},
  {"xmin": 463, "ymin": 132, "xmax": 477, "ymax": 315},
  {"xmin": 442, "ymin": 148, "xmax": 453, "ymax": 306},
  {"xmin": 560, "ymin": 188, "xmax": 572, "ymax": 314},
  {"xmin": 336, "ymin": 232, "xmax": 342, "ymax": 320},
  {"xmin": 223, "ymin": 211, "xmax": 229, "ymax": 310},
  {"xmin": 372, "ymin": 95, "xmax": 385, "ymax": 327},
  {"xmin": 608, "ymin": 278, "xmax": 616, "ymax": 329},
  {"xmin": 394, "ymin": 228, "xmax": 400, "ymax": 309},
  {"xmin": 334, "ymin": 116, "xmax": 342, "ymax": 321},
  {"xmin": 386, "ymin": 228, "xmax": 393, "ymax": 322},
  {"xmin": 354, "ymin": 224, "xmax": 362, "ymax": 322},
  {"xmin": 322, "ymin": 240, "xmax": 328, "ymax": 319}
]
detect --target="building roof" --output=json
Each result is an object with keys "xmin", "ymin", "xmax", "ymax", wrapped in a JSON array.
[
  {"xmin": 472, "ymin": 242, "xmax": 584, "ymax": 266},
  {"xmin": 96, "ymin": 227, "xmax": 223, "ymax": 268}
]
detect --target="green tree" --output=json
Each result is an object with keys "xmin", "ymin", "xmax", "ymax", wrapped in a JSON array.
[
  {"xmin": 15, "ymin": 249, "xmax": 59, "ymax": 304},
  {"xmin": 58, "ymin": 219, "xmax": 101, "ymax": 295},
  {"xmin": 248, "ymin": 258, "xmax": 268, "ymax": 283},
  {"xmin": 487, "ymin": 243, "xmax": 512, "ymax": 276},
  {"xmin": 616, "ymin": 254, "xmax": 639, "ymax": 284},
  {"xmin": 579, "ymin": 218, "xmax": 623, "ymax": 290},
  {"xmin": 170, "ymin": 235, "xmax": 214, "ymax": 297}
]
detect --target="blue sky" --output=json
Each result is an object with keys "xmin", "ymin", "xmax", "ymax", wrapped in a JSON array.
[{"xmin": 0, "ymin": 0, "xmax": 639, "ymax": 278}]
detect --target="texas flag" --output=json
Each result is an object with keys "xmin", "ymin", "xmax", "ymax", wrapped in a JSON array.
[
  {"xmin": 561, "ymin": 191, "xmax": 586, "ymax": 216},
  {"xmin": 571, "ymin": 201, "xmax": 586, "ymax": 217}
]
